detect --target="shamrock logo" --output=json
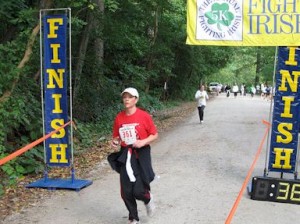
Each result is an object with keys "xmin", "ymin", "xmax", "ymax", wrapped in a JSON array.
[{"xmin": 204, "ymin": 3, "xmax": 234, "ymax": 31}]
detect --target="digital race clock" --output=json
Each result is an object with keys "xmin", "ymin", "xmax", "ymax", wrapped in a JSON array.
[{"xmin": 251, "ymin": 176, "xmax": 300, "ymax": 204}]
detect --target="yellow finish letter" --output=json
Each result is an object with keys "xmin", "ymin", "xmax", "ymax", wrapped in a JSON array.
[
  {"xmin": 52, "ymin": 94, "xmax": 63, "ymax": 113},
  {"xmin": 46, "ymin": 69, "xmax": 65, "ymax": 89},
  {"xmin": 51, "ymin": 119, "xmax": 65, "ymax": 138},
  {"xmin": 281, "ymin": 96, "xmax": 294, "ymax": 118},
  {"xmin": 50, "ymin": 44, "xmax": 61, "ymax": 63},
  {"xmin": 49, "ymin": 144, "xmax": 68, "ymax": 163},
  {"xmin": 272, "ymin": 148, "xmax": 293, "ymax": 169},
  {"xmin": 278, "ymin": 70, "xmax": 300, "ymax": 92},
  {"xmin": 47, "ymin": 18, "xmax": 63, "ymax": 38},
  {"xmin": 286, "ymin": 47, "xmax": 298, "ymax": 66},
  {"xmin": 276, "ymin": 123, "xmax": 293, "ymax": 144}
]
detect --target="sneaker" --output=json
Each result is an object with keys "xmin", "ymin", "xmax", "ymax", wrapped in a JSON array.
[
  {"xmin": 128, "ymin": 219, "xmax": 140, "ymax": 224},
  {"xmin": 200, "ymin": 120, "xmax": 204, "ymax": 124},
  {"xmin": 145, "ymin": 193, "xmax": 155, "ymax": 217}
]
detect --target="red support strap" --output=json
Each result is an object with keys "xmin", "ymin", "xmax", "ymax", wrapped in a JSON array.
[{"xmin": 0, "ymin": 121, "xmax": 72, "ymax": 166}]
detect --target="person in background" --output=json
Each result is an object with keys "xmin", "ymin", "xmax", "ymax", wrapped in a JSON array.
[
  {"xmin": 108, "ymin": 87, "xmax": 158, "ymax": 224},
  {"xmin": 256, "ymin": 84, "xmax": 260, "ymax": 95},
  {"xmin": 261, "ymin": 83, "xmax": 266, "ymax": 99},
  {"xmin": 250, "ymin": 85, "xmax": 256, "ymax": 97},
  {"xmin": 232, "ymin": 83, "xmax": 239, "ymax": 98},
  {"xmin": 225, "ymin": 84, "xmax": 231, "ymax": 97},
  {"xmin": 240, "ymin": 84, "xmax": 245, "ymax": 96},
  {"xmin": 195, "ymin": 85, "xmax": 209, "ymax": 124},
  {"xmin": 265, "ymin": 85, "xmax": 271, "ymax": 101}
]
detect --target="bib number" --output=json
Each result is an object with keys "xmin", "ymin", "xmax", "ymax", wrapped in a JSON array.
[{"xmin": 119, "ymin": 126, "xmax": 137, "ymax": 145}]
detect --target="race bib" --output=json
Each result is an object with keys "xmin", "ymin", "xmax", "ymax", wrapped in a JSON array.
[{"xmin": 119, "ymin": 125, "xmax": 137, "ymax": 145}]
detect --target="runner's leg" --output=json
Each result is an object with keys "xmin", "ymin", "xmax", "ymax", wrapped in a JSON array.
[{"xmin": 120, "ymin": 167, "xmax": 139, "ymax": 221}]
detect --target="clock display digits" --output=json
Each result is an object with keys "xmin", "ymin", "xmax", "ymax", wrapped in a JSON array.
[
  {"xmin": 253, "ymin": 179, "xmax": 269, "ymax": 200},
  {"xmin": 276, "ymin": 182, "xmax": 290, "ymax": 200},
  {"xmin": 290, "ymin": 183, "xmax": 300, "ymax": 202}
]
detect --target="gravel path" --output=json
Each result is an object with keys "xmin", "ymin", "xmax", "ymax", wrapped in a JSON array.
[{"xmin": 3, "ymin": 94, "xmax": 300, "ymax": 224}]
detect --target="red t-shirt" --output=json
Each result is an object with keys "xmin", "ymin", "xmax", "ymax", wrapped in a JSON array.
[{"xmin": 113, "ymin": 108, "xmax": 157, "ymax": 147}]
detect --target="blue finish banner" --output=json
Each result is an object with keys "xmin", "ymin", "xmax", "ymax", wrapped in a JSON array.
[
  {"xmin": 268, "ymin": 47, "xmax": 300, "ymax": 173},
  {"xmin": 43, "ymin": 15, "xmax": 70, "ymax": 166}
]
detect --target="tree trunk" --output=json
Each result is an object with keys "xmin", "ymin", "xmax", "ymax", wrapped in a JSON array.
[
  {"xmin": 73, "ymin": 0, "xmax": 105, "ymax": 101},
  {"xmin": 145, "ymin": 6, "xmax": 160, "ymax": 93},
  {"xmin": 94, "ymin": 0, "xmax": 104, "ymax": 65},
  {"xmin": 0, "ymin": 24, "xmax": 40, "ymax": 104},
  {"xmin": 0, "ymin": 0, "xmax": 53, "ymax": 105},
  {"xmin": 73, "ymin": 11, "xmax": 94, "ymax": 101},
  {"xmin": 40, "ymin": 0, "xmax": 53, "ymax": 8},
  {"xmin": 255, "ymin": 47, "xmax": 262, "ymax": 87}
]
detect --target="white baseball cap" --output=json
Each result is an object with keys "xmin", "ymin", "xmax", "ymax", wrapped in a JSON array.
[{"xmin": 121, "ymin": 87, "xmax": 139, "ymax": 98}]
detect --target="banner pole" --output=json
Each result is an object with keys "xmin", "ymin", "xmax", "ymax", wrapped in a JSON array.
[
  {"xmin": 293, "ymin": 128, "xmax": 299, "ymax": 179},
  {"xmin": 67, "ymin": 8, "xmax": 75, "ymax": 181},
  {"xmin": 294, "ymin": 49, "xmax": 300, "ymax": 178},
  {"xmin": 39, "ymin": 10, "xmax": 47, "ymax": 178},
  {"xmin": 263, "ymin": 46, "xmax": 278, "ymax": 177}
]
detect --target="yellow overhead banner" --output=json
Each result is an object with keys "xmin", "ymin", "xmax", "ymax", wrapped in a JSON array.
[{"xmin": 186, "ymin": 0, "xmax": 300, "ymax": 46}]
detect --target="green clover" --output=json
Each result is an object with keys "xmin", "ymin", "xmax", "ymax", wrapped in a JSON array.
[{"xmin": 204, "ymin": 3, "xmax": 234, "ymax": 31}]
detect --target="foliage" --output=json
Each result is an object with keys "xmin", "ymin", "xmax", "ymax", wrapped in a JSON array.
[{"xmin": 208, "ymin": 47, "xmax": 276, "ymax": 88}]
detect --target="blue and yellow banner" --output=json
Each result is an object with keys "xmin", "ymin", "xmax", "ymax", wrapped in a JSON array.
[
  {"xmin": 268, "ymin": 47, "xmax": 300, "ymax": 173},
  {"xmin": 187, "ymin": 0, "xmax": 300, "ymax": 46},
  {"xmin": 43, "ymin": 14, "xmax": 70, "ymax": 166}
]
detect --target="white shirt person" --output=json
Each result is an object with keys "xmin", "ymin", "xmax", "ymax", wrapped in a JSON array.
[{"xmin": 195, "ymin": 85, "xmax": 209, "ymax": 123}]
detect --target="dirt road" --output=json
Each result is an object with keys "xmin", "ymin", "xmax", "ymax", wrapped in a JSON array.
[{"xmin": 3, "ymin": 94, "xmax": 300, "ymax": 224}]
